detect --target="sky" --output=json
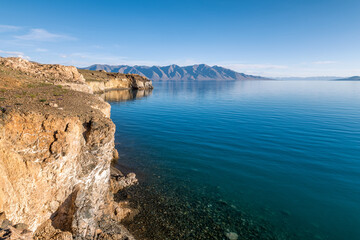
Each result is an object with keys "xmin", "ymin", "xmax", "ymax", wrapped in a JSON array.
[{"xmin": 1, "ymin": 0, "xmax": 360, "ymax": 77}]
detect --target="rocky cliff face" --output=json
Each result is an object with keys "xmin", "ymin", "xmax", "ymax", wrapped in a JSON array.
[
  {"xmin": 0, "ymin": 57, "xmax": 137, "ymax": 239},
  {"xmin": 79, "ymin": 69, "xmax": 153, "ymax": 93}
]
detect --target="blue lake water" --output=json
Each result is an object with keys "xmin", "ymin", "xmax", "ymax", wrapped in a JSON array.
[{"xmin": 107, "ymin": 80, "xmax": 360, "ymax": 240}]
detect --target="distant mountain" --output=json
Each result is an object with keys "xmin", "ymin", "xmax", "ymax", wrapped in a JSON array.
[
  {"xmin": 335, "ymin": 76, "xmax": 360, "ymax": 81},
  {"xmin": 275, "ymin": 76, "xmax": 340, "ymax": 81},
  {"xmin": 81, "ymin": 64, "xmax": 269, "ymax": 81}
]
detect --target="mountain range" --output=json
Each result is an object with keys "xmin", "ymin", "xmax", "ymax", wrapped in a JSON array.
[
  {"xmin": 81, "ymin": 64, "xmax": 269, "ymax": 81},
  {"xmin": 335, "ymin": 76, "xmax": 360, "ymax": 81},
  {"xmin": 275, "ymin": 76, "xmax": 340, "ymax": 81}
]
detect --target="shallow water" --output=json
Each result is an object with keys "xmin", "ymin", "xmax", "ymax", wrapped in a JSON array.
[{"xmin": 108, "ymin": 80, "xmax": 360, "ymax": 240}]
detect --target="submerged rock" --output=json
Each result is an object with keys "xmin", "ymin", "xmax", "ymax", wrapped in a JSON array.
[
  {"xmin": 225, "ymin": 231, "xmax": 239, "ymax": 240},
  {"xmin": 110, "ymin": 166, "xmax": 138, "ymax": 194}
]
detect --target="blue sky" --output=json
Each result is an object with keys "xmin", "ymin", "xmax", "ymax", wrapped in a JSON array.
[{"xmin": 1, "ymin": 0, "xmax": 360, "ymax": 77}]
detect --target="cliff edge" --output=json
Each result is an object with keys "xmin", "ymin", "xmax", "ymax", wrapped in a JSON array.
[
  {"xmin": 79, "ymin": 69, "xmax": 153, "ymax": 93},
  {"xmin": 0, "ymin": 57, "xmax": 138, "ymax": 240}
]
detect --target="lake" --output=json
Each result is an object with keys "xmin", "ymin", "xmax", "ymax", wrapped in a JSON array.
[{"xmin": 106, "ymin": 80, "xmax": 360, "ymax": 240}]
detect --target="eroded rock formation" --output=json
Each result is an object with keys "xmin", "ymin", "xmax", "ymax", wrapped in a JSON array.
[
  {"xmin": 0, "ymin": 57, "xmax": 139, "ymax": 239},
  {"xmin": 0, "ymin": 57, "xmax": 93, "ymax": 93},
  {"xmin": 79, "ymin": 69, "xmax": 153, "ymax": 93}
]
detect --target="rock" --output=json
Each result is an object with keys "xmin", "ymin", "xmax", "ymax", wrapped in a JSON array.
[
  {"xmin": 1, "ymin": 219, "xmax": 12, "ymax": 229},
  {"xmin": 225, "ymin": 231, "xmax": 239, "ymax": 240},
  {"xmin": 49, "ymin": 102, "xmax": 58, "ymax": 108},
  {"xmin": 13, "ymin": 223, "xmax": 29, "ymax": 231},
  {"xmin": 0, "ymin": 57, "xmax": 84, "ymax": 83},
  {"xmin": 34, "ymin": 220, "xmax": 72, "ymax": 240},
  {"xmin": 0, "ymin": 225, "xmax": 32, "ymax": 240},
  {"xmin": 79, "ymin": 69, "xmax": 153, "ymax": 93},
  {"xmin": 112, "ymin": 201, "xmax": 139, "ymax": 222},
  {"xmin": 112, "ymin": 148, "xmax": 119, "ymax": 162},
  {"xmin": 0, "ymin": 89, "xmax": 116, "ymax": 238},
  {"xmin": 0, "ymin": 57, "xmax": 93, "ymax": 93},
  {"xmin": 110, "ymin": 166, "xmax": 124, "ymax": 179},
  {"xmin": 0, "ymin": 212, "xmax": 6, "ymax": 225},
  {"xmin": 110, "ymin": 170, "xmax": 138, "ymax": 194},
  {"xmin": 97, "ymin": 217, "xmax": 135, "ymax": 240},
  {"xmin": 0, "ymin": 56, "xmax": 137, "ymax": 239}
]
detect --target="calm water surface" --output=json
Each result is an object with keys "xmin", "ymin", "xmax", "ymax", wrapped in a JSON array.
[{"xmin": 107, "ymin": 81, "xmax": 360, "ymax": 240}]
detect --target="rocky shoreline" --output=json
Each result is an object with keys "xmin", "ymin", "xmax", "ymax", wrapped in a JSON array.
[
  {"xmin": 0, "ymin": 57, "xmax": 153, "ymax": 239},
  {"xmin": 79, "ymin": 69, "xmax": 153, "ymax": 93}
]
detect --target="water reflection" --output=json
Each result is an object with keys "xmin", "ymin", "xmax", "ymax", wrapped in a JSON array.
[
  {"xmin": 97, "ymin": 89, "xmax": 153, "ymax": 102},
  {"xmin": 153, "ymin": 80, "xmax": 237, "ymax": 97}
]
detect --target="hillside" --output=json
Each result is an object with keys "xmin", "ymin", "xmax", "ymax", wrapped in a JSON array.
[
  {"xmin": 82, "ymin": 64, "xmax": 269, "ymax": 81},
  {"xmin": 335, "ymin": 76, "xmax": 360, "ymax": 81}
]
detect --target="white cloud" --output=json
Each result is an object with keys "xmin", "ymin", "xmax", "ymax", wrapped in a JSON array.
[
  {"xmin": 35, "ymin": 48, "xmax": 48, "ymax": 52},
  {"xmin": 0, "ymin": 24, "xmax": 21, "ymax": 32},
  {"xmin": 313, "ymin": 61, "xmax": 337, "ymax": 65},
  {"xmin": 224, "ymin": 63, "xmax": 288, "ymax": 71},
  {"xmin": 0, "ymin": 49, "xmax": 30, "ymax": 59},
  {"xmin": 15, "ymin": 29, "xmax": 76, "ymax": 41}
]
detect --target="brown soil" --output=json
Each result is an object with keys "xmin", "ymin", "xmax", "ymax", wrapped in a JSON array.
[{"xmin": 0, "ymin": 85, "xmax": 107, "ymax": 121}]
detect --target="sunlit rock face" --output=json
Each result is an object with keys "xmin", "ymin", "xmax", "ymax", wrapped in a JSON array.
[
  {"xmin": 0, "ymin": 56, "xmax": 134, "ymax": 239},
  {"xmin": 0, "ymin": 57, "xmax": 93, "ymax": 93},
  {"xmin": 0, "ymin": 107, "xmax": 115, "ymax": 238},
  {"xmin": 79, "ymin": 69, "xmax": 153, "ymax": 93}
]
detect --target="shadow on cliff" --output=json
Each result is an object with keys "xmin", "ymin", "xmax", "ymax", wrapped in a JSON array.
[{"xmin": 50, "ymin": 187, "xmax": 80, "ymax": 232}]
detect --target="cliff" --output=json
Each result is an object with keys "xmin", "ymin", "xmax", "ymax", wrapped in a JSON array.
[
  {"xmin": 0, "ymin": 57, "xmax": 138, "ymax": 239},
  {"xmin": 79, "ymin": 69, "xmax": 153, "ymax": 93},
  {"xmin": 0, "ymin": 57, "xmax": 93, "ymax": 94}
]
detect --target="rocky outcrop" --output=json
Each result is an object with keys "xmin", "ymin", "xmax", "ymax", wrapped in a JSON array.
[
  {"xmin": 79, "ymin": 69, "xmax": 153, "ymax": 93},
  {"xmin": 0, "ymin": 57, "xmax": 93, "ymax": 93},
  {"xmin": 0, "ymin": 57, "xmax": 138, "ymax": 239},
  {"xmin": 34, "ymin": 220, "xmax": 72, "ymax": 240},
  {"xmin": 0, "ymin": 89, "xmax": 115, "ymax": 238},
  {"xmin": 110, "ymin": 167, "xmax": 138, "ymax": 194}
]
